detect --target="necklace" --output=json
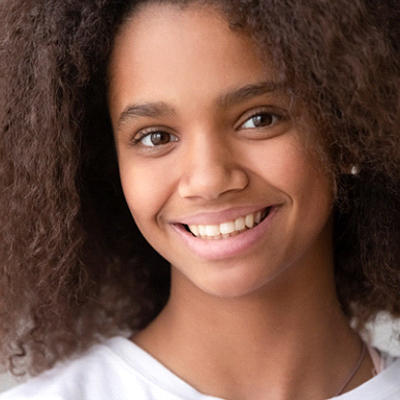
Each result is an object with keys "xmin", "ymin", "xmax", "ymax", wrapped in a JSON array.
[{"xmin": 333, "ymin": 341, "xmax": 366, "ymax": 397}]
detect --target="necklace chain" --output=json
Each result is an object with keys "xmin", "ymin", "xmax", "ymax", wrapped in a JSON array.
[{"xmin": 333, "ymin": 341, "xmax": 367, "ymax": 397}]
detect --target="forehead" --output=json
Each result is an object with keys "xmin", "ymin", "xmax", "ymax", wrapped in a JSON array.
[
  {"xmin": 111, "ymin": 2, "xmax": 242, "ymax": 57},
  {"xmin": 107, "ymin": 3, "xmax": 273, "ymax": 108}
]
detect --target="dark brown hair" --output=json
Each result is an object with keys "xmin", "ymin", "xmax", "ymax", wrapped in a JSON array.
[{"xmin": 0, "ymin": 0, "xmax": 400, "ymax": 376}]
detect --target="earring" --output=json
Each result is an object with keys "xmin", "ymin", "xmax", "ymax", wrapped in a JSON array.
[{"xmin": 350, "ymin": 165, "xmax": 361, "ymax": 175}]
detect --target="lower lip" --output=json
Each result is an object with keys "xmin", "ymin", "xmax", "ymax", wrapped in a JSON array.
[{"xmin": 170, "ymin": 207, "xmax": 278, "ymax": 260}]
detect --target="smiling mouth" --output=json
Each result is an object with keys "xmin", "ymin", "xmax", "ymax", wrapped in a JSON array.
[{"xmin": 183, "ymin": 207, "xmax": 271, "ymax": 239}]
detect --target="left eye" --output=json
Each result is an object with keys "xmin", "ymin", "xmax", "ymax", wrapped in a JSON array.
[
  {"xmin": 139, "ymin": 131, "xmax": 178, "ymax": 147},
  {"xmin": 241, "ymin": 113, "xmax": 278, "ymax": 129}
]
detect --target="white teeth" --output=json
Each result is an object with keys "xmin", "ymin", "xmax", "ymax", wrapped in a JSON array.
[
  {"xmin": 245, "ymin": 213, "xmax": 254, "ymax": 228},
  {"xmin": 235, "ymin": 217, "xmax": 245, "ymax": 231},
  {"xmin": 186, "ymin": 209, "xmax": 268, "ymax": 239},
  {"xmin": 206, "ymin": 225, "xmax": 220, "ymax": 236},
  {"xmin": 220, "ymin": 221, "xmax": 235, "ymax": 234},
  {"xmin": 198, "ymin": 225, "xmax": 207, "ymax": 236},
  {"xmin": 189, "ymin": 225, "xmax": 199, "ymax": 236}
]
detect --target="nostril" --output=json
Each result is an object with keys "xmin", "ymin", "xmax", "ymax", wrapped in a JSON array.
[{"xmin": 178, "ymin": 166, "xmax": 249, "ymax": 200}]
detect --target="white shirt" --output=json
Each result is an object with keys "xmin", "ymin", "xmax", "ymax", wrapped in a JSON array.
[{"xmin": 1, "ymin": 336, "xmax": 399, "ymax": 400}]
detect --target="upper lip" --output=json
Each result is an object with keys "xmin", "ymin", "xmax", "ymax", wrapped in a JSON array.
[{"xmin": 170, "ymin": 205, "xmax": 275, "ymax": 226}]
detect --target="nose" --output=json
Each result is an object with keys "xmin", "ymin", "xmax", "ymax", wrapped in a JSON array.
[{"xmin": 178, "ymin": 134, "xmax": 249, "ymax": 200}]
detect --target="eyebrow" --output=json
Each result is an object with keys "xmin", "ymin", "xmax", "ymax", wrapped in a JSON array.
[
  {"xmin": 116, "ymin": 80, "xmax": 287, "ymax": 129},
  {"xmin": 218, "ymin": 81, "xmax": 287, "ymax": 108},
  {"xmin": 117, "ymin": 102, "xmax": 176, "ymax": 129}
]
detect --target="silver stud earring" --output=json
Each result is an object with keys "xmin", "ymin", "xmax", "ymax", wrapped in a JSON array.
[{"xmin": 350, "ymin": 165, "xmax": 361, "ymax": 175}]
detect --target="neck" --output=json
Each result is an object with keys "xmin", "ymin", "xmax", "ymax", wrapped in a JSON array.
[{"xmin": 134, "ymin": 256, "xmax": 366, "ymax": 400}]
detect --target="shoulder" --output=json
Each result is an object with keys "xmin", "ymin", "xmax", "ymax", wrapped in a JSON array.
[
  {"xmin": 0, "ymin": 337, "xmax": 174, "ymax": 400},
  {"xmin": 0, "ymin": 336, "xmax": 215, "ymax": 400},
  {"xmin": 333, "ymin": 356, "xmax": 400, "ymax": 400}
]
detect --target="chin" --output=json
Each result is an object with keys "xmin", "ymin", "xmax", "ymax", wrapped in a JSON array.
[{"xmin": 173, "ymin": 262, "xmax": 278, "ymax": 299}]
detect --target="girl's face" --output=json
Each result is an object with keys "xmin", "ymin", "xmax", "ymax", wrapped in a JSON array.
[{"xmin": 108, "ymin": 4, "xmax": 334, "ymax": 298}]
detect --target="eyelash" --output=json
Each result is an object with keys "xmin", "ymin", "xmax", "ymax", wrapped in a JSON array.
[
  {"xmin": 238, "ymin": 108, "xmax": 285, "ymax": 130},
  {"xmin": 130, "ymin": 108, "xmax": 286, "ymax": 148},
  {"xmin": 130, "ymin": 127, "xmax": 177, "ymax": 148}
]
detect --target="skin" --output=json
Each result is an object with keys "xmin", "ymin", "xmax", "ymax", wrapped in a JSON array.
[{"xmin": 108, "ymin": 4, "xmax": 374, "ymax": 400}]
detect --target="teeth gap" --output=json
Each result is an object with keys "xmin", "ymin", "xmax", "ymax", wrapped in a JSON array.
[
  {"xmin": 184, "ymin": 224, "xmax": 195, "ymax": 235},
  {"xmin": 261, "ymin": 207, "xmax": 271, "ymax": 222}
]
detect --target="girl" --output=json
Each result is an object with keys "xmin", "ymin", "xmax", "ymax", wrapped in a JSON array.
[{"xmin": 0, "ymin": 0, "xmax": 400, "ymax": 399}]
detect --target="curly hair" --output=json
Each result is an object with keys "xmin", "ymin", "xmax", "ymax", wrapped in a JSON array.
[{"xmin": 0, "ymin": 0, "xmax": 400, "ymax": 376}]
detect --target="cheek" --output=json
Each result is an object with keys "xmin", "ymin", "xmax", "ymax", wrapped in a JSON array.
[
  {"xmin": 252, "ymin": 138, "xmax": 333, "ymax": 216},
  {"xmin": 118, "ymin": 159, "xmax": 173, "ymax": 226},
  {"xmin": 250, "ymin": 137, "xmax": 322, "ymax": 190},
  {"xmin": 282, "ymin": 150, "xmax": 327, "ymax": 199},
  {"xmin": 279, "ymin": 146, "xmax": 333, "ymax": 231}
]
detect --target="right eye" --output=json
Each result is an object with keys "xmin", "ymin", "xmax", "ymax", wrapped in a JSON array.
[
  {"xmin": 134, "ymin": 130, "xmax": 178, "ymax": 147},
  {"xmin": 240, "ymin": 113, "xmax": 277, "ymax": 129}
]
